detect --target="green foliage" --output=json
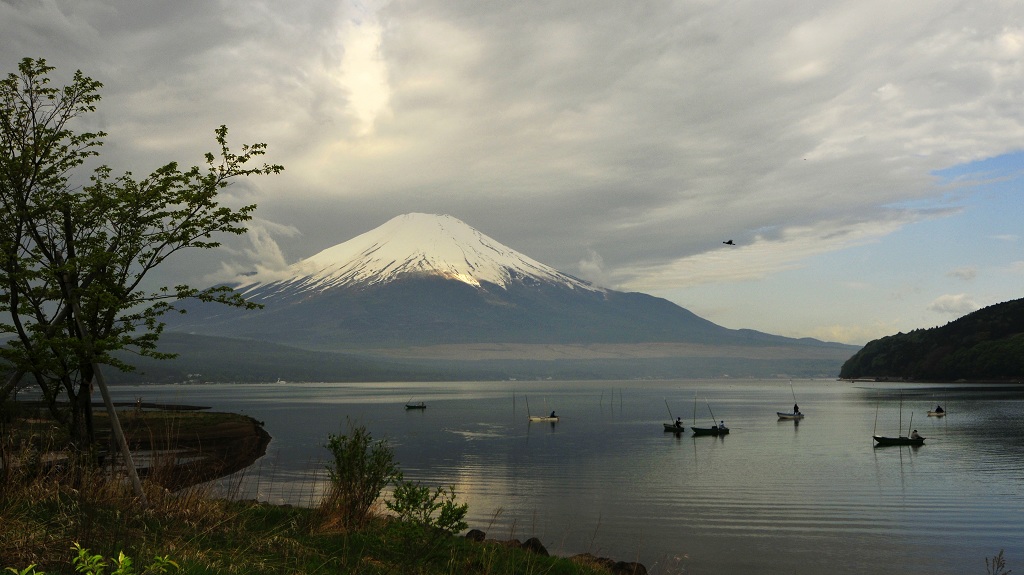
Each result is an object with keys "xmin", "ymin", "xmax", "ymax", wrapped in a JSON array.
[
  {"xmin": 5, "ymin": 543, "xmax": 178, "ymax": 575},
  {"xmin": 384, "ymin": 474, "xmax": 470, "ymax": 562},
  {"xmin": 0, "ymin": 450, "xmax": 611, "ymax": 575},
  {"xmin": 320, "ymin": 421, "xmax": 400, "ymax": 529},
  {"xmin": 386, "ymin": 475, "xmax": 469, "ymax": 535},
  {"xmin": 840, "ymin": 298, "xmax": 1024, "ymax": 381},
  {"xmin": 0, "ymin": 57, "xmax": 281, "ymax": 448}
]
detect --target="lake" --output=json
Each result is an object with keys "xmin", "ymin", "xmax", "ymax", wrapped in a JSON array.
[{"xmin": 105, "ymin": 379, "xmax": 1024, "ymax": 575}]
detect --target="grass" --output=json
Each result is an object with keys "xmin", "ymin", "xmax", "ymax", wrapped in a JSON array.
[
  {"xmin": 0, "ymin": 407, "xmax": 638, "ymax": 575},
  {"xmin": 0, "ymin": 478, "xmax": 627, "ymax": 574}
]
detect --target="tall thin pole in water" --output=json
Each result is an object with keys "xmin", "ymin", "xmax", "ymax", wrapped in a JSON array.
[{"xmin": 898, "ymin": 391, "xmax": 903, "ymax": 435}]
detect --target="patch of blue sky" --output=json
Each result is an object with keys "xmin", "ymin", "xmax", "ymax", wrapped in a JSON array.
[{"xmin": 664, "ymin": 152, "xmax": 1023, "ymax": 344}]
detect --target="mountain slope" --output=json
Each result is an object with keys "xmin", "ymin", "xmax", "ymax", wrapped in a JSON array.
[
  {"xmin": 245, "ymin": 212, "xmax": 599, "ymax": 295},
  {"xmin": 165, "ymin": 213, "xmax": 854, "ymax": 372},
  {"xmin": 839, "ymin": 298, "xmax": 1024, "ymax": 381}
]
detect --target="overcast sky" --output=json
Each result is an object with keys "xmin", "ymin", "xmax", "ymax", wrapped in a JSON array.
[{"xmin": 3, "ymin": 0, "xmax": 1023, "ymax": 345}]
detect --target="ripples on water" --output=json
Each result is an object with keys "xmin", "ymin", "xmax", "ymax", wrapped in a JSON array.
[{"xmin": 110, "ymin": 380, "xmax": 1023, "ymax": 575}]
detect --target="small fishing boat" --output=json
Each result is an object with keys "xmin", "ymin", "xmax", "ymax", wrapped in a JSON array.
[
  {"xmin": 778, "ymin": 380, "xmax": 804, "ymax": 420},
  {"xmin": 691, "ymin": 425, "xmax": 729, "ymax": 436},
  {"xmin": 529, "ymin": 414, "xmax": 559, "ymax": 422},
  {"xmin": 690, "ymin": 395, "xmax": 729, "ymax": 435},
  {"xmin": 663, "ymin": 400, "xmax": 686, "ymax": 433},
  {"xmin": 525, "ymin": 395, "xmax": 558, "ymax": 422},
  {"xmin": 927, "ymin": 410, "xmax": 946, "ymax": 417},
  {"xmin": 404, "ymin": 400, "xmax": 426, "ymax": 410},
  {"xmin": 777, "ymin": 411, "xmax": 805, "ymax": 420},
  {"xmin": 872, "ymin": 391, "xmax": 923, "ymax": 446},
  {"xmin": 872, "ymin": 434, "xmax": 924, "ymax": 446}
]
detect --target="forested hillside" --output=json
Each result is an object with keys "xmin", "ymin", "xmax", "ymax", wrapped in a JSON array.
[{"xmin": 839, "ymin": 298, "xmax": 1024, "ymax": 381}]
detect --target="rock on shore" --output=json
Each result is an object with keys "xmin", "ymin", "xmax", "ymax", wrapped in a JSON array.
[{"xmin": 464, "ymin": 528, "xmax": 647, "ymax": 575}]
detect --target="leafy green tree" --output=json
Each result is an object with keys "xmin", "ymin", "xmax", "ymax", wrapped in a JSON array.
[{"xmin": 0, "ymin": 57, "xmax": 282, "ymax": 452}]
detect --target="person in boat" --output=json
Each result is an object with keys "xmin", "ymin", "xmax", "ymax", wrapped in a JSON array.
[
  {"xmin": 793, "ymin": 403, "xmax": 800, "ymax": 414},
  {"xmin": 934, "ymin": 405, "xmax": 944, "ymax": 413},
  {"xmin": 718, "ymin": 420, "xmax": 726, "ymax": 430},
  {"xmin": 550, "ymin": 410, "xmax": 557, "ymax": 418},
  {"xmin": 675, "ymin": 417, "xmax": 683, "ymax": 428},
  {"xmin": 910, "ymin": 429, "xmax": 922, "ymax": 439}
]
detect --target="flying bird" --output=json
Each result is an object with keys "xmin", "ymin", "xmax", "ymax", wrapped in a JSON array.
[{"xmin": 723, "ymin": 240, "xmax": 735, "ymax": 245}]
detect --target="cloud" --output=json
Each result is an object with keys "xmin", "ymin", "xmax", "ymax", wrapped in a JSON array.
[
  {"xmin": 928, "ymin": 294, "xmax": 981, "ymax": 316},
  {"xmin": 3, "ymin": 0, "xmax": 1023, "ymax": 340},
  {"xmin": 948, "ymin": 266, "xmax": 977, "ymax": 281},
  {"xmin": 576, "ymin": 249, "xmax": 608, "ymax": 286},
  {"xmin": 806, "ymin": 322, "xmax": 901, "ymax": 346},
  {"xmin": 205, "ymin": 219, "xmax": 301, "ymax": 285},
  {"xmin": 334, "ymin": 15, "xmax": 391, "ymax": 136}
]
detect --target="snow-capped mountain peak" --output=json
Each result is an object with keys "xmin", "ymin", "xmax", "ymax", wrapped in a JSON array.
[{"xmin": 244, "ymin": 213, "xmax": 601, "ymax": 295}]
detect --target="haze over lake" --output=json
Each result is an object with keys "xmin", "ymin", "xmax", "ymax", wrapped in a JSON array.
[{"xmin": 107, "ymin": 379, "xmax": 1024, "ymax": 575}]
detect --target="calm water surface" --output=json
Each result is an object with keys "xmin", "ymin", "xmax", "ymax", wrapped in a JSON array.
[{"xmin": 109, "ymin": 379, "xmax": 1024, "ymax": 575}]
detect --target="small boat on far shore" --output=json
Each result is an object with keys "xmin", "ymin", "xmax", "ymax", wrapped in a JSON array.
[{"xmin": 405, "ymin": 401, "xmax": 426, "ymax": 410}]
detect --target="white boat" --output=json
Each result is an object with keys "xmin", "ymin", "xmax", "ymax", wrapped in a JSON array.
[
  {"xmin": 529, "ymin": 414, "xmax": 559, "ymax": 422},
  {"xmin": 779, "ymin": 381, "xmax": 804, "ymax": 420},
  {"xmin": 525, "ymin": 395, "xmax": 558, "ymax": 422}
]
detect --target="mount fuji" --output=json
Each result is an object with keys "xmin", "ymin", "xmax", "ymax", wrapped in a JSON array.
[
  {"xmin": 158, "ymin": 213, "xmax": 856, "ymax": 380},
  {"xmin": 257, "ymin": 212, "xmax": 602, "ymax": 295}
]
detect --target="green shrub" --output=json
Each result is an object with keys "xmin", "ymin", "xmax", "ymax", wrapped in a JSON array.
[
  {"xmin": 384, "ymin": 474, "xmax": 469, "ymax": 561},
  {"xmin": 319, "ymin": 421, "xmax": 400, "ymax": 529},
  {"xmin": 5, "ymin": 543, "xmax": 178, "ymax": 575},
  {"xmin": 386, "ymin": 474, "xmax": 468, "ymax": 535}
]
